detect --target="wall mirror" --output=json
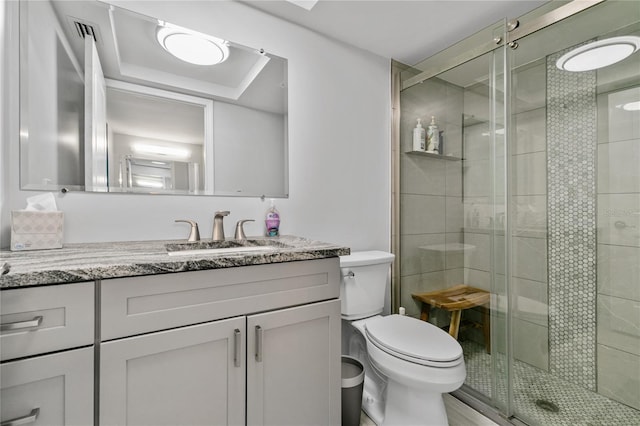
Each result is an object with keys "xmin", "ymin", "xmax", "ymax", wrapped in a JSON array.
[{"xmin": 19, "ymin": 0, "xmax": 289, "ymax": 197}]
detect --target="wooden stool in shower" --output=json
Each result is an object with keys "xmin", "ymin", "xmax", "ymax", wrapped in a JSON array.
[{"xmin": 412, "ymin": 284, "xmax": 491, "ymax": 352}]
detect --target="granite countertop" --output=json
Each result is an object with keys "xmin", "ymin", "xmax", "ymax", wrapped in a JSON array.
[{"xmin": 0, "ymin": 235, "xmax": 350, "ymax": 289}]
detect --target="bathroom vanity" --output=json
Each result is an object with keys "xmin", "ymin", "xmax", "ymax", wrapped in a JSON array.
[{"xmin": 0, "ymin": 236, "xmax": 348, "ymax": 425}]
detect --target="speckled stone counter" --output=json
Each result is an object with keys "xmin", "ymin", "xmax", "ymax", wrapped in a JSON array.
[{"xmin": 0, "ymin": 236, "xmax": 350, "ymax": 288}]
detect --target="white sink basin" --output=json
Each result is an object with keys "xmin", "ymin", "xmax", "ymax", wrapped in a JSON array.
[{"xmin": 167, "ymin": 245, "xmax": 276, "ymax": 256}]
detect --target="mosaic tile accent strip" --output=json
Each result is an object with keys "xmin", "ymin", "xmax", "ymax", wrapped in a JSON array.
[
  {"xmin": 462, "ymin": 341, "xmax": 640, "ymax": 426},
  {"xmin": 546, "ymin": 45, "xmax": 598, "ymax": 391}
]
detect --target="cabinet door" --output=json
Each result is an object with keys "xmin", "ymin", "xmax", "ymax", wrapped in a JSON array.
[
  {"xmin": 0, "ymin": 347, "xmax": 94, "ymax": 426},
  {"xmin": 100, "ymin": 317, "xmax": 246, "ymax": 426},
  {"xmin": 247, "ymin": 299, "xmax": 341, "ymax": 426}
]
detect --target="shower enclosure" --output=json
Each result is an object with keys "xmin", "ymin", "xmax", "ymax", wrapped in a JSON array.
[{"xmin": 392, "ymin": 1, "xmax": 639, "ymax": 424}]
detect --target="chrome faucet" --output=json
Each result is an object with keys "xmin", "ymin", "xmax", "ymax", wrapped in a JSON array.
[
  {"xmin": 234, "ymin": 219, "xmax": 255, "ymax": 241},
  {"xmin": 212, "ymin": 211, "xmax": 230, "ymax": 241}
]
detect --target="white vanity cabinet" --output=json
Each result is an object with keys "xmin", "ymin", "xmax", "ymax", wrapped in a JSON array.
[
  {"xmin": 99, "ymin": 258, "xmax": 341, "ymax": 426},
  {"xmin": 247, "ymin": 299, "xmax": 341, "ymax": 425},
  {"xmin": 100, "ymin": 316, "xmax": 246, "ymax": 426},
  {"xmin": 0, "ymin": 283, "xmax": 95, "ymax": 426}
]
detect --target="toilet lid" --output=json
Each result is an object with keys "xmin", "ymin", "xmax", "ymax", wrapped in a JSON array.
[{"xmin": 365, "ymin": 315, "xmax": 463, "ymax": 367}]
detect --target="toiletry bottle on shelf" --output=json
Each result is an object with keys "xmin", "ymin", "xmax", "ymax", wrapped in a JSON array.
[
  {"xmin": 265, "ymin": 199, "xmax": 280, "ymax": 237},
  {"xmin": 426, "ymin": 116, "xmax": 440, "ymax": 154},
  {"xmin": 412, "ymin": 118, "xmax": 426, "ymax": 151}
]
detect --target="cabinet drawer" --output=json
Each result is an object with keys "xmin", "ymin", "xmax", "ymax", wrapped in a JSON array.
[
  {"xmin": 101, "ymin": 258, "xmax": 339, "ymax": 340},
  {"xmin": 1, "ymin": 283, "xmax": 95, "ymax": 361},
  {"xmin": 1, "ymin": 346, "xmax": 94, "ymax": 426}
]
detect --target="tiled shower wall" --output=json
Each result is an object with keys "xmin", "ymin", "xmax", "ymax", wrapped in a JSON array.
[
  {"xmin": 399, "ymin": 77, "xmax": 465, "ymax": 320},
  {"xmin": 595, "ymin": 69, "xmax": 640, "ymax": 409},
  {"xmin": 544, "ymin": 40, "xmax": 640, "ymax": 408}
]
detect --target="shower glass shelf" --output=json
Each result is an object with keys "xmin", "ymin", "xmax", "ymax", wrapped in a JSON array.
[{"xmin": 406, "ymin": 150, "xmax": 462, "ymax": 161}]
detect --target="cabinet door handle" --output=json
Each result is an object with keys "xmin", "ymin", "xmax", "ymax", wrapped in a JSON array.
[
  {"xmin": 233, "ymin": 328, "xmax": 241, "ymax": 368},
  {"xmin": 1, "ymin": 316, "xmax": 43, "ymax": 332},
  {"xmin": 1, "ymin": 408, "xmax": 40, "ymax": 426},
  {"xmin": 255, "ymin": 325, "xmax": 263, "ymax": 363}
]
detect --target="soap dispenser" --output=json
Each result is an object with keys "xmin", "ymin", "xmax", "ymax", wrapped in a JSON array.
[
  {"xmin": 426, "ymin": 116, "xmax": 440, "ymax": 153},
  {"xmin": 265, "ymin": 199, "xmax": 280, "ymax": 237},
  {"xmin": 412, "ymin": 118, "xmax": 426, "ymax": 151}
]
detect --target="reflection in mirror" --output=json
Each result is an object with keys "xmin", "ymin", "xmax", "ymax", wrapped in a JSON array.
[
  {"xmin": 105, "ymin": 80, "xmax": 211, "ymax": 194},
  {"xmin": 19, "ymin": 0, "xmax": 288, "ymax": 197},
  {"xmin": 19, "ymin": 0, "xmax": 85, "ymax": 191}
]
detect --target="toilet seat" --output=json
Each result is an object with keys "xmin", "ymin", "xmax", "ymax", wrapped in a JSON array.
[{"xmin": 365, "ymin": 315, "xmax": 463, "ymax": 368}]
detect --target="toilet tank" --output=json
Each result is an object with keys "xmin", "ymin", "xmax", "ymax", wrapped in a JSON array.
[{"xmin": 339, "ymin": 251, "xmax": 395, "ymax": 320}]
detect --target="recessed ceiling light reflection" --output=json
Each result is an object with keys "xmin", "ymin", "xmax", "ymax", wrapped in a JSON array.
[
  {"xmin": 135, "ymin": 178, "xmax": 164, "ymax": 189},
  {"xmin": 132, "ymin": 143, "xmax": 190, "ymax": 159},
  {"xmin": 556, "ymin": 36, "xmax": 640, "ymax": 72},
  {"xmin": 616, "ymin": 101, "xmax": 640, "ymax": 111}
]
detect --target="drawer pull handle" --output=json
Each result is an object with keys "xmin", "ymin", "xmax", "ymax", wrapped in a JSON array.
[
  {"xmin": 233, "ymin": 328, "xmax": 241, "ymax": 368},
  {"xmin": 1, "ymin": 316, "xmax": 43, "ymax": 332},
  {"xmin": 1, "ymin": 407, "xmax": 40, "ymax": 426},
  {"xmin": 255, "ymin": 325, "xmax": 263, "ymax": 363}
]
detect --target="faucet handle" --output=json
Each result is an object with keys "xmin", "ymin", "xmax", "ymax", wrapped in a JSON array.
[
  {"xmin": 175, "ymin": 220, "xmax": 200, "ymax": 242},
  {"xmin": 234, "ymin": 219, "xmax": 255, "ymax": 241},
  {"xmin": 215, "ymin": 210, "xmax": 230, "ymax": 217}
]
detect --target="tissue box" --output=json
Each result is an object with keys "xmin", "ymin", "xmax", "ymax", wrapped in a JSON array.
[{"xmin": 11, "ymin": 211, "xmax": 64, "ymax": 251}]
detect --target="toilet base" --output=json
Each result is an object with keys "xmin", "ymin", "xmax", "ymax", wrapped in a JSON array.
[
  {"xmin": 361, "ymin": 389, "xmax": 385, "ymax": 425},
  {"xmin": 382, "ymin": 379, "xmax": 448, "ymax": 426}
]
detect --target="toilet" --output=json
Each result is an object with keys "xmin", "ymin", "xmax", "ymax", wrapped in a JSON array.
[{"xmin": 341, "ymin": 251, "xmax": 466, "ymax": 426}]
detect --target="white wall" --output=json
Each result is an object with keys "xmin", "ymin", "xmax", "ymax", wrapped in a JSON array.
[
  {"xmin": 0, "ymin": 1, "xmax": 7, "ymax": 240},
  {"xmin": 1, "ymin": 1, "xmax": 391, "ymax": 252}
]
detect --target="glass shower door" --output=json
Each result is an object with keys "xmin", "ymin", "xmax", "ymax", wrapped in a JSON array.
[
  {"xmin": 397, "ymin": 19, "xmax": 511, "ymax": 415},
  {"xmin": 507, "ymin": 1, "xmax": 640, "ymax": 424}
]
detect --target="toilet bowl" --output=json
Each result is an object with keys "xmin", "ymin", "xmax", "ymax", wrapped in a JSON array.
[{"xmin": 341, "ymin": 251, "xmax": 466, "ymax": 426}]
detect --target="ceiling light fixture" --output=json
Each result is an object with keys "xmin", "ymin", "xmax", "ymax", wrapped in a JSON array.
[
  {"xmin": 556, "ymin": 36, "xmax": 640, "ymax": 72},
  {"xmin": 156, "ymin": 22, "xmax": 229, "ymax": 66}
]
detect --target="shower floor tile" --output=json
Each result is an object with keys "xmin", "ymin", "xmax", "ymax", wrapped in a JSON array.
[{"xmin": 462, "ymin": 341, "xmax": 640, "ymax": 425}]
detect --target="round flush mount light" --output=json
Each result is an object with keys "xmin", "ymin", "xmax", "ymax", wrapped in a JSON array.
[
  {"xmin": 556, "ymin": 36, "xmax": 640, "ymax": 72},
  {"xmin": 156, "ymin": 25, "xmax": 229, "ymax": 66},
  {"xmin": 617, "ymin": 101, "xmax": 640, "ymax": 111}
]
